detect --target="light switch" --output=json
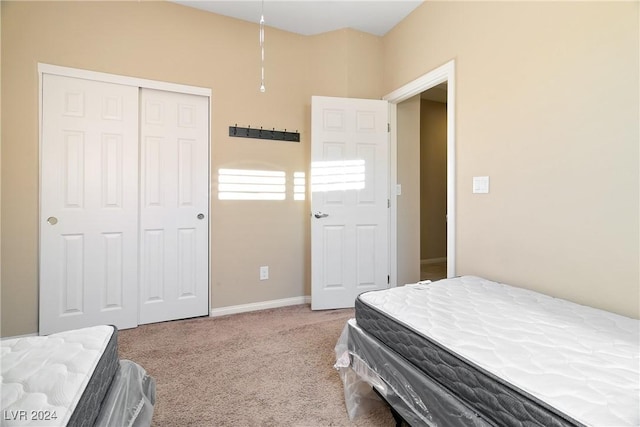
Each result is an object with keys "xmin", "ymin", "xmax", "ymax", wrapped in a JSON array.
[{"xmin": 473, "ymin": 176, "xmax": 489, "ymax": 194}]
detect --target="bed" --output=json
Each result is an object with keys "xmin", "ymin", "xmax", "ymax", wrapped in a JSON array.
[
  {"xmin": 1, "ymin": 325, "xmax": 155, "ymax": 427},
  {"xmin": 335, "ymin": 276, "xmax": 640, "ymax": 427}
]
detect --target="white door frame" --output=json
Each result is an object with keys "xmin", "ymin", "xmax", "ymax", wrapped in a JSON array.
[
  {"xmin": 37, "ymin": 63, "xmax": 213, "ymax": 325},
  {"xmin": 383, "ymin": 59, "xmax": 456, "ymax": 285}
]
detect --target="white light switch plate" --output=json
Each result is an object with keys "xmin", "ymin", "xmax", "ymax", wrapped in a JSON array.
[{"xmin": 473, "ymin": 176, "xmax": 489, "ymax": 194}]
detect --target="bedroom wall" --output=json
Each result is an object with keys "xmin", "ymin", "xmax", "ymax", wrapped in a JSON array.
[
  {"xmin": 0, "ymin": 1, "xmax": 382, "ymax": 336},
  {"xmin": 384, "ymin": 1, "xmax": 640, "ymax": 318}
]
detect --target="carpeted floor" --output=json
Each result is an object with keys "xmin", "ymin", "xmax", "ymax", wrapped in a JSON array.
[{"xmin": 118, "ymin": 304, "xmax": 395, "ymax": 426}]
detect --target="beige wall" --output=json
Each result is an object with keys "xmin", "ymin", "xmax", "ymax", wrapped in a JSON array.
[
  {"xmin": 385, "ymin": 1, "xmax": 639, "ymax": 318},
  {"xmin": 420, "ymin": 99, "xmax": 447, "ymax": 261},
  {"xmin": 0, "ymin": 1, "xmax": 382, "ymax": 336},
  {"xmin": 2, "ymin": 1, "xmax": 638, "ymax": 337}
]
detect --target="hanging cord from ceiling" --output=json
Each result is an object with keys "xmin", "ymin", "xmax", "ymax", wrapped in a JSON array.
[{"xmin": 259, "ymin": 0, "xmax": 266, "ymax": 93}]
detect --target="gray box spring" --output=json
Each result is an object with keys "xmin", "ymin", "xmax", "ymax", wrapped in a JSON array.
[{"xmin": 66, "ymin": 326, "xmax": 119, "ymax": 427}]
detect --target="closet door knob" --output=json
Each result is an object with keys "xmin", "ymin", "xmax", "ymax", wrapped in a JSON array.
[
  {"xmin": 47, "ymin": 216, "xmax": 58, "ymax": 225},
  {"xmin": 197, "ymin": 213, "xmax": 205, "ymax": 220}
]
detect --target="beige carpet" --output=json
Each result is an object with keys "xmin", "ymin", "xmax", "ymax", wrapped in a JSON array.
[{"xmin": 118, "ymin": 304, "xmax": 395, "ymax": 426}]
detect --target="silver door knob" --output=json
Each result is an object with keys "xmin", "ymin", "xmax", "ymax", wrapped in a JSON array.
[
  {"xmin": 313, "ymin": 212, "xmax": 329, "ymax": 219},
  {"xmin": 47, "ymin": 216, "xmax": 58, "ymax": 225},
  {"xmin": 197, "ymin": 213, "xmax": 205, "ymax": 220}
]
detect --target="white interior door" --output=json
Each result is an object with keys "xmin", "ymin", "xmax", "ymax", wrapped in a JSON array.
[
  {"xmin": 139, "ymin": 89, "xmax": 209, "ymax": 324},
  {"xmin": 311, "ymin": 96, "xmax": 390, "ymax": 310},
  {"xmin": 40, "ymin": 74, "xmax": 139, "ymax": 335}
]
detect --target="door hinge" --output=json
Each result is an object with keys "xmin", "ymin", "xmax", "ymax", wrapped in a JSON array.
[
  {"xmin": 387, "ymin": 199, "xmax": 391, "ymax": 208},
  {"xmin": 387, "ymin": 275, "xmax": 390, "ymax": 284},
  {"xmin": 387, "ymin": 123, "xmax": 391, "ymax": 133}
]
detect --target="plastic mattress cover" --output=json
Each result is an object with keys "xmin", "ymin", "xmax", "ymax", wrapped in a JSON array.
[
  {"xmin": 334, "ymin": 319, "xmax": 491, "ymax": 427},
  {"xmin": 94, "ymin": 360, "xmax": 156, "ymax": 427}
]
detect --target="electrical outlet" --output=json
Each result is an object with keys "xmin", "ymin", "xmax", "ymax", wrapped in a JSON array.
[{"xmin": 260, "ymin": 266, "xmax": 269, "ymax": 281}]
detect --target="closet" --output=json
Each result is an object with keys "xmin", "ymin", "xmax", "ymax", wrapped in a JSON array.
[{"xmin": 39, "ymin": 67, "xmax": 210, "ymax": 335}]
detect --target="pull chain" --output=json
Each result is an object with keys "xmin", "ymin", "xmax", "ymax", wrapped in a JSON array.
[{"xmin": 259, "ymin": 0, "xmax": 265, "ymax": 93}]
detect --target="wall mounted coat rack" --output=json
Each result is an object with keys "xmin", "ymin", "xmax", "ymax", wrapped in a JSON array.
[{"xmin": 229, "ymin": 125, "xmax": 300, "ymax": 142}]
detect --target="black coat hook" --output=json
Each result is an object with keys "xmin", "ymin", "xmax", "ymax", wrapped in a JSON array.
[{"xmin": 228, "ymin": 125, "xmax": 300, "ymax": 142}]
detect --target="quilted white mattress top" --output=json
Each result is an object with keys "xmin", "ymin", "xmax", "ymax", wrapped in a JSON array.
[
  {"xmin": 359, "ymin": 276, "xmax": 640, "ymax": 427},
  {"xmin": 1, "ymin": 325, "xmax": 114, "ymax": 426}
]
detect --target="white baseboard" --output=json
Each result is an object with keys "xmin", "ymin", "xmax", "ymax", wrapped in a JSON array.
[
  {"xmin": 421, "ymin": 257, "xmax": 447, "ymax": 265},
  {"xmin": 210, "ymin": 296, "xmax": 311, "ymax": 318}
]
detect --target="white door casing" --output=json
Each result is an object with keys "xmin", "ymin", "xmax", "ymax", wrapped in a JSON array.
[
  {"xmin": 311, "ymin": 96, "xmax": 390, "ymax": 310},
  {"xmin": 384, "ymin": 59, "xmax": 456, "ymax": 283},
  {"xmin": 138, "ymin": 89, "xmax": 210, "ymax": 325},
  {"xmin": 40, "ymin": 74, "xmax": 139, "ymax": 335}
]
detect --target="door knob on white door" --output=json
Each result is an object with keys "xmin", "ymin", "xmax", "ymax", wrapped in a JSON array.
[
  {"xmin": 47, "ymin": 217, "xmax": 58, "ymax": 225},
  {"xmin": 313, "ymin": 212, "xmax": 329, "ymax": 219},
  {"xmin": 197, "ymin": 213, "xmax": 205, "ymax": 220}
]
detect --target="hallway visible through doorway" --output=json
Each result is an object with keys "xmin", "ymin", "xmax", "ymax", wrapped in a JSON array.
[
  {"xmin": 420, "ymin": 83, "xmax": 448, "ymax": 282},
  {"xmin": 420, "ymin": 260, "xmax": 447, "ymax": 281}
]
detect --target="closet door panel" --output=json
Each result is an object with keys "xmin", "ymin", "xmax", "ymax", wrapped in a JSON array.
[
  {"xmin": 139, "ymin": 89, "xmax": 209, "ymax": 324},
  {"xmin": 40, "ymin": 74, "xmax": 139, "ymax": 335}
]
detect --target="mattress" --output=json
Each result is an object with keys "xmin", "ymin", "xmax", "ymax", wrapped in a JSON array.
[
  {"xmin": 355, "ymin": 276, "xmax": 640, "ymax": 427},
  {"xmin": 1, "ymin": 325, "xmax": 119, "ymax": 427}
]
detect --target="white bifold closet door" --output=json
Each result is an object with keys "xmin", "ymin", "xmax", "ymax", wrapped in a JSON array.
[{"xmin": 40, "ymin": 74, "xmax": 209, "ymax": 335}]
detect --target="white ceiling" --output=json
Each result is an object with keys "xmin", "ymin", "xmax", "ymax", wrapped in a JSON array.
[{"xmin": 171, "ymin": 1, "xmax": 423, "ymax": 36}]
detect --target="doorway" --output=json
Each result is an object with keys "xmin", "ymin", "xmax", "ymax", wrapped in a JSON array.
[
  {"xmin": 384, "ymin": 60, "xmax": 455, "ymax": 286},
  {"xmin": 420, "ymin": 84, "xmax": 448, "ymax": 281}
]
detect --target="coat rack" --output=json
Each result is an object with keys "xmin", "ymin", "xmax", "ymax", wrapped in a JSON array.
[{"xmin": 229, "ymin": 125, "xmax": 300, "ymax": 142}]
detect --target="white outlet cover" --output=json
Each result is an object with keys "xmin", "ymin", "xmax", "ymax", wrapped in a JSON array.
[{"xmin": 473, "ymin": 176, "xmax": 489, "ymax": 194}]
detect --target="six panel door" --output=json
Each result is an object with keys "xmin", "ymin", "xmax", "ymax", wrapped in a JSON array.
[
  {"xmin": 310, "ymin": 96, "xmax": 390, "ymax": 310},
  {"xmin": 138, "ymin": 89, "xmax": 209, "ymax": 325},
  {"xmin": 40, "ymin": 74, "xmax": 139, "ymax": 335}
]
